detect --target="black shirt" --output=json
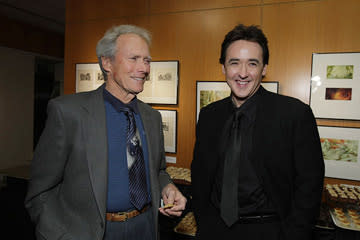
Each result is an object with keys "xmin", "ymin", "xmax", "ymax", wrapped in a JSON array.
[{"xmin": 211, "ymin": 87, "xmax": 275, "ymax": 216}]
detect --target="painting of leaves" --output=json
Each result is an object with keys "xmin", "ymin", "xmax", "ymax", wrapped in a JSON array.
[
  {"xmin": 326, "ymin": 65, "xmax": 353, "ymax": 79},
  {"xmin": 320, "ymin": 138, "xmax": 358, "ymax": 162},
  {"xmin": 200, "ymin": 90, "xmax": 230, "ymax": 108}
]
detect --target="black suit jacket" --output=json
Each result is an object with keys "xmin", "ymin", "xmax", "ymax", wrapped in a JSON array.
[{"xmin": 191, "ymin": 87, "xmax": 324, "ymax": 240}]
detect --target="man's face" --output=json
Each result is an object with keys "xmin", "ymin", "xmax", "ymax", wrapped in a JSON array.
[
  {"xmin": 222, "ymin": 40, "xmax": 267, "ymax": 107},
  {"xmin": 103, "ymin": 33, "xmax": 151, "ymax": 102}
]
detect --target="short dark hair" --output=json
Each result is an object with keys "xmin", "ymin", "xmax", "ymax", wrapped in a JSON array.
[{"xmin": 219, "ymin": 24, "xmax": 269, "ymax": 65}]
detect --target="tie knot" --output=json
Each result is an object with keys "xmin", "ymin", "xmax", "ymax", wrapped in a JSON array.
[
  {"xmin": 232, "ymin": 110, "xmax": 242, "ymax": 127},
  {"xmin": 234, "ymin": 109, "xmax": 242, "ymax": 118},
  {"xmin": 120, "ymin": 105, "xmax": 134, "ymax": 114}
]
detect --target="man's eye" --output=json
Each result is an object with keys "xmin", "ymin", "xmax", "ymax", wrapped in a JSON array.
[{"xmin": 249, "ymin": 62, "xmax": 258, "ymax": 66}]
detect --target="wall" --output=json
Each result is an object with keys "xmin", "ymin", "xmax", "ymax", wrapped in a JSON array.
[
  {"xmin": 0, "ymin": 46, "xmax": 34, "ymax": 169},
  {"xmin": 0, "ymin": 14, "xmax": 64, "ymax": 170},
  {"xmin": 64, "ymin": 0, "xmax": 360, "ymax": 178},
  {"xmin": 0, "ymin": 15, "xmax": 64, "ymax": 59}
]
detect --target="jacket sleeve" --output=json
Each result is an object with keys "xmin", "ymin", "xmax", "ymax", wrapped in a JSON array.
[
  {"xmin": 191, "ymin": 108, "xmax": 218, "ymax": 237},
  {"xmin": 24, "ymin": 99, "xmax": 69, "ymax": 224},
  {"xmin": 282, "ymin": 104, "xmax": 325, "ymax": 240}
]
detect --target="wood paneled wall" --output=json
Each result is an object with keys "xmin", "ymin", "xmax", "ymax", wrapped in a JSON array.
[{"xmin": 64, "ymin": 0, "xmax": 360, "ymax": 184}]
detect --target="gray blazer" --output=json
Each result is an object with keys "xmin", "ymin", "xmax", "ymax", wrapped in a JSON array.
[{"xmin": 25, "ymin": 85, "xmax": 172, "ymax": 240}]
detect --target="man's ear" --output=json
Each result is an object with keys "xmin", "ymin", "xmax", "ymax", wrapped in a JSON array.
[
  {"xmin": 101, "ymin": 57, "xmax": 112, "ymax": 73},
  {"xmin": 222, "ymin": 64, "xmax": 226, "ymax": 75},
  {"xmin": 262, "ymin": 64, "xmax": 268, "ymax": 76}
]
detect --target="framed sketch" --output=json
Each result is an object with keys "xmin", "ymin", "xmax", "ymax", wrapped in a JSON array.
[
  {"xmin": 318, "ymin": 126, "xmax": 360, "ymax": 180},
  {"xmin": 137, "ymin": 61, "xmax": 179, "ymax": 105},
  {"xmin": 196, "ymin": 81, "xmax": 279, "ymax": 121},
  {"xmin": 261, "ymin": 81, "xmax": 279, "ymax": 93},
  {"xmin": 310, "ymin": 52, "xmax": 360, "ymax": 120},
  {"xmin": 76, "ymin": 63, "xmax": 104, "ymax": 93},
  {"xmin": 158, "ymin": 110, "xmax": 177, "ymax": 153}
]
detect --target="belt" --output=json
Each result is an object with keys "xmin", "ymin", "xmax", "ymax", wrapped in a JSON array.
[
  {"xmin": 106, "ymin": 204, "xmax": 150, "ymax": 222},
  {"xmin": 237, "ymin": 214, "xmax": 280, "ymax": 224}
]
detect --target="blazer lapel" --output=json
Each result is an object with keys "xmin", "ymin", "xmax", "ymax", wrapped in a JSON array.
[{"xmin": 82, "ymin": 85, "xmax": 108, "ymax": 223}]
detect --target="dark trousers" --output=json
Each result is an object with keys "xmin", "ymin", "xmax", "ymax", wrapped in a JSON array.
[
  {"xmin": 104, "ymin": 207, "xmax": 155, "ymax": 240},
  {"xmin": 223, "ymin": 221, "xmax": 284, "ymax": 240},
  {"xmin": 199, "ymin": 207, "xmax": 284, "ymax": 240}
]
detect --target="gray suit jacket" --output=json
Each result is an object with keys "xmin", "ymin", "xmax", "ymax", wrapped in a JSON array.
[{"xmin": 25, "ymin": 85, "xmax": 172, "ymax": 240}]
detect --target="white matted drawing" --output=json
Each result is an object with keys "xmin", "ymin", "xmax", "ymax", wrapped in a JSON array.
[
  {"xmin": 310, "ymin": 52, "xmax": 360, "ymax": 120},
  {"xmin": 158, "ymin": 110, "xmax": 177, "ymax": 153}
]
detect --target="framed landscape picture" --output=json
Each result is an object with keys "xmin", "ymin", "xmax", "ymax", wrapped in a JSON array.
[{"xmin": 310, "ymin": 52, "xmax": 360, "ymax": 120}]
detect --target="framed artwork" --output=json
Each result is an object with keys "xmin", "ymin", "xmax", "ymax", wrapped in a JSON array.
[
  {"xmin": 310, "ymin": 52, "xmax": 360, "ymax": 120},
  {"xmin": 137, "ymin": 61, "xmax": 179, "ymax": 105},
  {"xmin": 165, "ymin": 156, "xmax": 176, "ymax": 164},
  {"xmin": 318, "ymin": 126, "xmax": 360, "ymax": 181},
  {"xmin": 158, "ymin": 110, "xmax": 177, "ymax": 153},
  {"xmin": 196, "ymin": 81, "xmax": 279, "ymax": 121},
  {"xmin": 261, "ymin": 81, "xmax": 279, "ymax": 93},
  {"xmin": 76, "ymin": 63, "xmax": 104, "ymax": 93}
]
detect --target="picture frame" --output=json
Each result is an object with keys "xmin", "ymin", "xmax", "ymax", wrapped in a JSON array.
[
  {"xmin": 137, "ymin": 61, "xmax": 179, "ymax": 105},
  {"xmin": 318, "ymin": 125, "xmax": 360, "ymax": 181},
  {"xmin": 165, "ymin": 156, "xmax": 176, "ymax": 164},
  {"xmin": 75, "ymin": 63, "xmax": 104, "ymax": 93},
  {"xmin": 158, "ymin": 110, "xmax": 177, "ymax": 153},
  {"xmin": 196, "ymin": 81, "xmax": 279, "ymax": 121},
  {"xmin": 261, "ymin": 81, "xmax": 279, "ymax": 94},
  {"xmin": 310, "ymin": 52, "xmax": 360, "ymax": 120}
]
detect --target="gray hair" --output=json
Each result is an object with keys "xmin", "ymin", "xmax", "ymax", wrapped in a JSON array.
[{"xmin": 96, "ymin": 25, "xmax": 152, "ymax": 80}]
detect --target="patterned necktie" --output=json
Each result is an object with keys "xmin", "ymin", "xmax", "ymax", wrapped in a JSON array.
[
  {"xmin": 120, "ymin": 106, "xmax": 149, "ymax": 210},
  {"xmin": 220, "ymin": 110, "xmax": 242, "ymax": 226}
]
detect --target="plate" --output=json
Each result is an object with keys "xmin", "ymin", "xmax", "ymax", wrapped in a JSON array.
[
  {"xmin": 174, "ymin": 212, "xmax": 197, "ymax": 236},
  {"xmin": 329, "ymin": 208, "xmax": 360, "ymax": 231}
]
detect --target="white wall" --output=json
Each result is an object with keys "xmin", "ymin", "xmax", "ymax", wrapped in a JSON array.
[{"xmin": 0, "ymin": 46, "xmax": 34, "ymax": 169}]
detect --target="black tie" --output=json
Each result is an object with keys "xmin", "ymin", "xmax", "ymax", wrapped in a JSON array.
[
  {"xmin": 220, "ymin": 110, "xmax": 242, "ymax": 226},
  {"xmin": 121, "ymin": 106, "xmax": 149, "ymax": 210}
]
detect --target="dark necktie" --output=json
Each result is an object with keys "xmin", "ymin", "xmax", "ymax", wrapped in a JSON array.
[
  {"xmin": 121, "ymin": 106, "xmax": 149, "ymax": 210},
  {"xmin": 220, "ymin": 110, "xmax": 242, "ymax": 226}
]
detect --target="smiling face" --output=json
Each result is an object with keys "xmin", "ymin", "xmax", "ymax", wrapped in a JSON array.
[
  {"xmin": 222, "ymin": 40, "xmax": 267, "ymax": 107},
  {"xmin": 103, "ymin": 33, "xmax": 151, "ymax": 103}
]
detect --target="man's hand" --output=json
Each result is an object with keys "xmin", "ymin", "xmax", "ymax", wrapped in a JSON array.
[{"xmin": 159, "ymin": 183, "xmax": 187, "ymax": 217}]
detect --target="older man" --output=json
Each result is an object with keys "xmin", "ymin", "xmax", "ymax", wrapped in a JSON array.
[{"xmin": 25, "ymin": 25, "xmax": 186, "ymax": 240}]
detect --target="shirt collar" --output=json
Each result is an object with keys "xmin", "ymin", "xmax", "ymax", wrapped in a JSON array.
[
  {"xmin": 231, "ymin": 85, "xmax": 264, "ymax": 123},
  {"xmin": 103, "ymin": 88, "xmax": 139, "ymax": 114}
]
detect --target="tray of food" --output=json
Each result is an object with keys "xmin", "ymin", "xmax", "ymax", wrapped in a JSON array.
[
  {"xmin": 330, "ymin": 207, "xmax": 360, "ymax": 231},
  {"xmin": 174, "ymin": 212, "xmax": 197, "ymax": 237},
  {"xmin": 325, "ymin": 183, "xmax": 360, "ymax": 231},
  {"xmin": 166, "ymin": 166, "xmax": 191, "ymax": 185},
  {"xmin": 325, "ymin": 184, "xmax": 360, "ymax": 209}
]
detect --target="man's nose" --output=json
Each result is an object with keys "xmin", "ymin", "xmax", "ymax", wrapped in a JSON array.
[
  {"xmin": 137, "ymin": 60, "xmax": 150, "ymax": 73},
  {"xmin": 238, "ymin": 64, "xmax": 248, "ymax": 78}
]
